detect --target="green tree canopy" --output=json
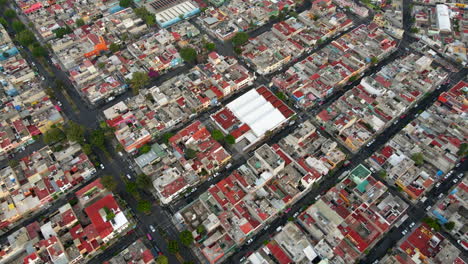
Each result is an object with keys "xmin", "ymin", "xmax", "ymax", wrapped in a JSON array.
[
  {"xmin": 156, "ymin": 255, "xmax": 168, "ymax": 264},
  {"xmin": 211, "ymin": 130, "xmax": 224, "ymax": 141},
  {"xmin": 184, "ymin": 148, "xmax": 198, "ymax": 160},
  {"xmin": 119, "ymin": 0, "xmax": 133, "ymax": 7},
  {"xmin": 109, "ymin": 43, "xmax": 121, "ymax": 53},
  {"xmin": 225, "ymin": 134, "xmax": 236, "ymax": 144},
  {"xmin": 162, "ymin": 132, "xmax": 174, "ymax": 144},
  {"xmin": 4, "ymin": 9, "xmax": 16, "ymax": 19},
  {"xmin": 0, "ymin": 17, "xmax": 7, "ymax": 27},
  {"xmin": 167, "ymin": 240, "xmax": 179, "ymax": 254},
  {"xmin": 179, "ymin": 47, "xmax": 197, "ymax": 63},
  {"xmin": 204, "ymin": 42, "xmax": 216, "ymax": 51},
  {"xmin": 457, "ymin": 143, "xmax": 468, "ymax": 157},
  {"xmin": 134, "ymin": 7, "xmax": 156, "ymax": 26},
  {"xmin": 32, "ymin": 45, "xmax": 47, "ymax": 57},
  {"xmin": 64, "ymin": 121, "xmax": 85, "ymax": 143},
  {"xmin": 423, "ymin": 217, "xmax": 441, "ymax": 231},
  {"xmin": 75, "ymin": 18, "xmax": 85, "ymax": 27},
  {"xmin": 130, "ymin": 71, "xmax": 150, "ymax": 95},
  {"xmin": 137, "ymin": 199, "xmax": 152, "ymax": 214},
  {"xmin": 12, "ymin": 20, "xmax": 25, "ymax": 32},
  {"xmin": 125, "ymin": 181, "xmax": 138, "ymax": 195},
  {"xmin": 43, "ymin": 127, "xmax": 65, "ymax": 144},
  {"xmin": 411, "ymin": 153, "xmax": 425, "ymax": 166},
  {"xmin": 90, "ymin": 129, "xmax": 106, "ymax": 150},
  {"xmin": 136, "ymin": 174, "xmax": 152, "ymax": 190},
  {"xmin": 444, "ymin": 221, "xmax": 455, "ymax": 230},
  {"xmin": 231, "ymin": 32, "xmax": 249, "ymax": 47},
  {"xmin": 139, "ymin": 144, "xmax": 151, "ymax": 154},
  {"xmin": 8, "ymin": 159, "xmax": 19, "ymax": 168},
  {"xmin": 53, "ymin": 27, "xmax": 73, "ymax": 38},
  {"xmin": 16, "ymin": 30, "xmax": 36, "ymax": 46},
  {"xmin": 101, "ymin": 175, "xmax": 118, "ymax": 191},
  {"xmin": 370, "ymin": 56, "xmax": 379, "ymax": 64},
  {"xmin": 179, "ymin": 230, "xmax": 194, "ymax": 246}
]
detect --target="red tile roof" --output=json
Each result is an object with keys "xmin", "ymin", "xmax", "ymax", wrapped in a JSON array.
[{"xmin": 84, "ymin": 194, "xmax": 121, "ymax": 240}]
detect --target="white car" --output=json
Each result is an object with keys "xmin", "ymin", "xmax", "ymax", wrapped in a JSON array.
[
  {"xmin": 458, "ymin": 173, "xmax": 464, "ymax": 179},
  {"xmin": 100, "ymin": 164, "xmax": 105, "ymax": 169},
  {"xmin": 435, "ymin": 182, "xmax": 441, "ymax": 188},
  {"xmin": 453, "ymin": 178, "xmax": 458, "ymax": 184},
  {"xmin": 409, "ymin": 222, "xmax": 415, "ymax": 228},
  {"xmin": 149, "ymin": 225, "xmax": 156, "ymax": 232},
  {"xmin": 57, "ymin": 101, "xmax": 62, "ymax": 106},
  {"xmin": 118, "ymin": 152, "xmax": 123, "ymax": 157},
  {"xmin": 401, "ymin": 229, "xmax": 408, "ymax": 235},
  {"xmin": 366, "ymin": 139, "xmax": 375, "ymax": 147},
  {"xmin": 126, "ymin": 174, "xmax": 131, "ymax": 179}
]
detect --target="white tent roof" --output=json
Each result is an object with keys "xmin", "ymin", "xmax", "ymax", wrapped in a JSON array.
[{"xmin": 227, "ymin": 89, "xmax": 287, "ymax": 138}]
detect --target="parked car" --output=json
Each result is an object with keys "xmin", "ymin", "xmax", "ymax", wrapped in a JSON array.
[
  {"xmin": 146, "ymin": 233, "xmax": 152, "ymax": 240},
  {"xmin": 149, "ymin": 225, "xmax": 156, "ymax": 233},
  {"xmin": 126, "ymin": 174, "xmax": 132, "ymax": 179}
]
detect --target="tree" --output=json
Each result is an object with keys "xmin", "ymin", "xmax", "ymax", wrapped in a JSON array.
[
  {"xmin": 196, "ymin": 225, "xmax": 206, "ymax": 235},
  {"xmin": 101, "ymin": 175, "xmax": 118, "ymax": 191},
  {"xmin": 136, "ymin": 174, "xmax": 152, "ymax": 190},
  {"xmin": 179, "ymin": 47, "xmax": 197, "ymax": 63},
  {"xmin": 162, "ymin": 132, "xmax": 174, "ymax": 144},
  {"xmin": 179, "ymin": 230, "xmax": 194, "ymax": 246},
  {"xmin": 167, "ymin": 240, "xmax": 179, "ymax": 254},
  {"xmin": 16, "ymin": 30, "xmax": 36, "ymax": 46},
  {"xmin": 12, "ymin": 20, "xmax": 25, "ymax": 32},
  {"xmin": 104, "ymin": 207, "xmax": 116, "ymax": 221},
  {"xmin": 184, "ymin": 148, "xmax": 198, "ymax": 160},
  {"xmin": 8, "ymin": 159, "xmax": 19, "ymax": 168},
  {"xmin": 75, "ymin": 18, "xmax": 85, "ymax": 27},
  {"xmin": 134, "ymin": 7, "xmax": 156, "ymax": 26},
  {"xmin": 97, "ymin": 62, "xmax": 106, "ymax": 69},
  {"xmin": 211, "ymin": 130, "xmax": 224, "ymax": 141},
  {"xmin": 231, "ymin": 32, "xmax": 249, "ymax": 47},
  {"xmin": 109, "ymin": 43, "xmax": 121, "ymax": 53},
  {"xmin": 156, "ymin": 255, "xmax": 168, "ymax": 264},
  {"xmin": 2, "ymin": 52, "xmax": 9, "ymax": 58},
  {"xmin": 457, "ymin": 143, "xmax": 467, "ymax": 157},
  {"xmin": 4, "ymin": 9, "xmax": 16, "ymax": 19},
  {"xmin": 90, "ymin": 129, "xmax": 106, "ymax": 150},
  {"xmin": 378, "ymin": 170, "xmax": 387, "ymax": 178},
  {"xmin": 422, "ymin": 217, "xmax": 441, "ymax": 231},
  {"xmin": 139, "ymin": 144, "xmax": 151, "ymax": 154},
  {"xmin": 410, "ymin": 27, "xmax": 419, "ymax": 33},
  {"xmin": 0, "ymin": 17, "xmax": 7, "ymax": 27},
  {"xmin": 411, "ymin": 153, "xmax": 424, "ymax": 166},
  {"xmin": 53, "ymin": 27, "xmax": 73, "ymax": 38},
  {"xmin": 348, "ymin": 75, "xmax": 358, "ymax": 82},
  {"xmin": 225, "ymin": 134, "xmax": 236, "ymax": 145},
  {"xmin": 129, "ymin": 71, "xmax": 150, "ymax": 95},
  {"xmin": 137, "ymin": 199, "xmax": 152, "ymax": 214},
  {"xmin": 126, "ymin": 182, "xmax": 138, "ymax": 195},
  {"xmin": 0, "ymin": 0, "xmax": 7, "ymax": 6},
  {"xmin": 43, "ymin": 127, "xmax": 65, "ymax": 144},
  {"xmin": 119, "ymin": 0, "xmax": 133, "ymax": 7},
  {"xmin": 65, "ymin": 121, "xmax": 85, "ymax": 143},
  {"xmin": 204, "ymin": 42, "xmax": 216, "ymax": 51},
  {"xmin": 444, "ymin": 221, "xmax": 455, "ymax": 230},
  {"xmin": 82, "ymin": 144, "xmax": 93, "ymax": 155},
  {"xmin": 234, "ymin": 46, "xmax": 242, "ymax": 55},
  {"xmin": 370, "ymin": 56, "xmax": 379, "ymax": 64},
  {"xmin": 32, "ymin": 45, "xmax": 47, "ymax": 57}
]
